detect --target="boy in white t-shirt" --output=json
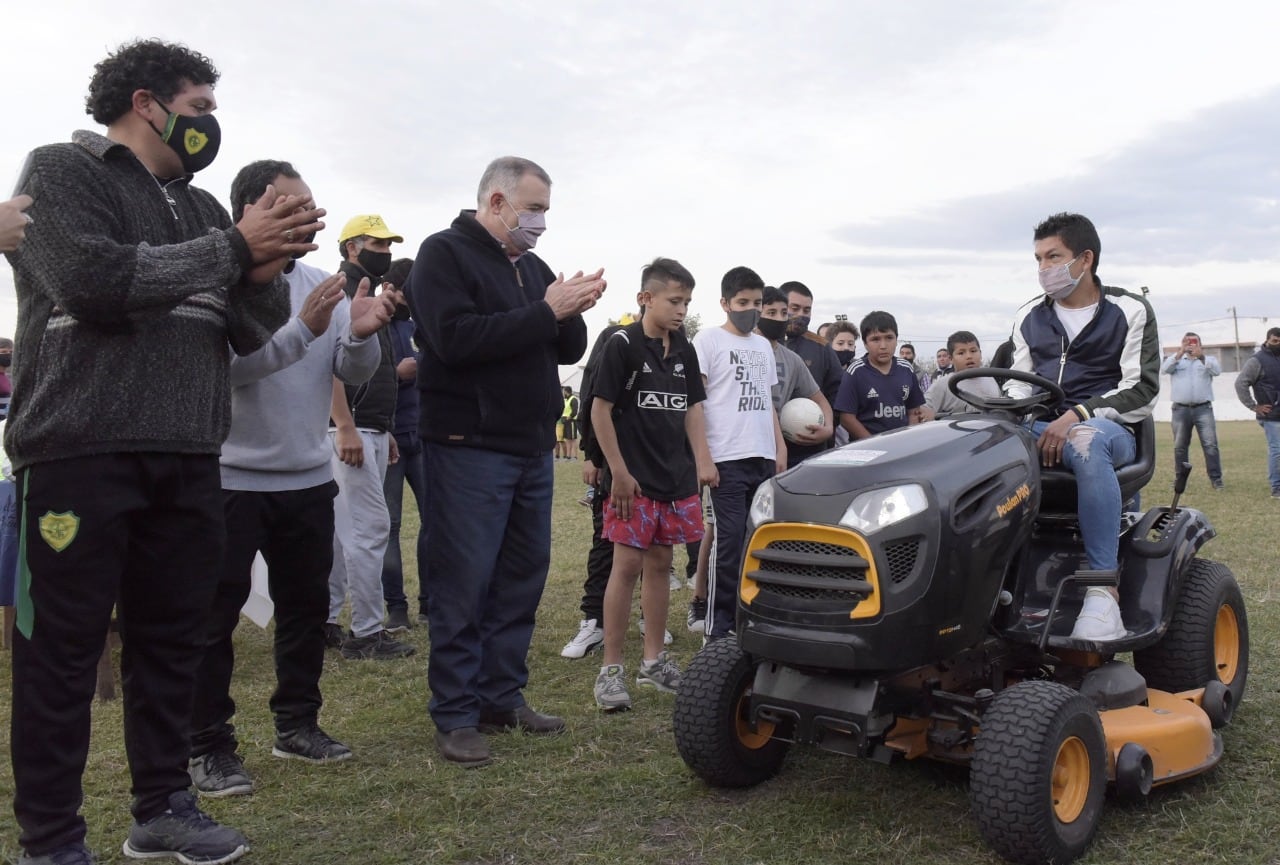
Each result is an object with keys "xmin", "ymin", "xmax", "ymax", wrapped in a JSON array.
[{"xmin": 692, "ymin": 267, "xmax": 785, "ymax": 639}]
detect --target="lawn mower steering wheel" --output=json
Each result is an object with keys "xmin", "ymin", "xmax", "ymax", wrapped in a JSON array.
[{"xmin": 947, "ymin": 367, "xmax": 1066, "ymax": 418}]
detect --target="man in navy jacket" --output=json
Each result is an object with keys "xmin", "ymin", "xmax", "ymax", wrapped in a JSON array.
[
  {"xmin": 1007, "ymin": 212, "xmax": 1159, "ymax": 642},
  {"xmin": 407, "ymin": 156, "xmax": 605, "ymax": 766}
]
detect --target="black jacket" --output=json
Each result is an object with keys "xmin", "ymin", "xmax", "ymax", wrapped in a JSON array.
[
  {"xmin": 408, "ymin": 211, "xmax": 588, "ymax": 456},
  {"xmin": 334, "ymin": 260, "xmax": 397, "ymax": 433}
]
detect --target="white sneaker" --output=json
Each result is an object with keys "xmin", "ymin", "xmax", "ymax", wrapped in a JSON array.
[
  {"xmin": 560, "ymin": 618, "xmax": 604, "ymax": 658},
  {"xmin": 1069, "ymin": 588, "xmax": 1126, "ymax": 640},
  {"xmin": 668, "ymin": 566, "xmax": 682, "ymax": 591},
  {"xmin": 637, "ymin": 618, "xmax": 673, "ymax": 645}
]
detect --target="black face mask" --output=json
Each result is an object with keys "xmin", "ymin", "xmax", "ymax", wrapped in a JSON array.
[
  {"xmin": 149, "ymin": 96, "xmax": 221, "ymax": 174},
  {"xmin": 358, "ymin": 249, "xmax": 392, "ymax": 278},
  {"xmin": 835, "ymin": 349, "xmax": 856, "ymax": 367},
  {"xmin": 0, "ymin": 354, "xmax": 11, "ymax": 368},
  {"xmin": 757, "ymin": 317, "xmax": 788, "ymax": 341}
]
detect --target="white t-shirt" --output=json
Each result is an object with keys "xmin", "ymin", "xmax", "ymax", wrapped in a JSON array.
[
  {"xmin": 693, "ymin": 326, "xmax": 779, "ymax": 462},
  {"xmin": 1055, "ymin": 302, "xmax": 1098, "ymax": 342}
]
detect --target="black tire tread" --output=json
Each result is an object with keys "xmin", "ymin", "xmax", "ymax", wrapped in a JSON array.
[
  {"xmin": 970, "ymin": 680, "xmax": 1106, "ymax": 865},
  {"xmin": 673, "ymin": 639, "xmax": 788, "ymax": 788},
  {"xmin": 1133, "ymin": 558, "xmax": 1248, "ymax": 706}
]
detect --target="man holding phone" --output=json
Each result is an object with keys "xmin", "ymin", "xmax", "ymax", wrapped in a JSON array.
[{"xmin": 1161, "ymin": 331, "xmax": 1224, "ymax": 489}]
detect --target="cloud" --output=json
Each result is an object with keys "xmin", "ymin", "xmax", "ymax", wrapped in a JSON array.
[{"xmin": 826, "ymin": 86, "xmax": 1280, "ymax": 267}]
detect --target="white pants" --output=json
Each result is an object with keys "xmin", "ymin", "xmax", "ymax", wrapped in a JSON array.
[{"xmin": 328, "ymin": 429, "xmax": 391, "ymax": 638}]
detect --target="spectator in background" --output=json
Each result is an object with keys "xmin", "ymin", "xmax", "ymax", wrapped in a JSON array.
[
  {"xmin": 327, "ymin": 215, "xmax": 415, "ymax": 660},
  {"xmin": 758, "ymin": 286, "xmax": 833, "ymax": 462},
  {"xmin": 408, "ymin": 156, "xmax": 603, "ymax": 766},
  {"xmin": 558, "ymin": 386, "xmax": 580, "ymax": 461},
  {"xmin": 828, "ymin": 321, "xmax": 858, "ymax": 367},
  {"xmin": 780, "ymin": 280, "xmax": 842, "ymax": 463},
  {"xmin": 1234, "ymin": 327, "xmax": 1280, "ymax": 499},
  {"xmin": 838, "ymin": 311, "xmax": 925, "ymax": 439},
  {"xmin": 1162, "ymin": 332, "xmax": 1224, "ymax": 489},
  {"xmin": 3, "ymin": 39, "xmax": 315, "ymax": 865},
  {"xmin": 921, "ymin": 331, "xmax": 998, "ymax": 420},
  {"xmin": 190, "ymin": 160, "xmax": 393, "ymax": 798},
  {"xmin": 935, "ymin": 347, "xmax": 955, "ymax": 376},
  {"xmin": 694, "ymin": 266, "xmax": 784, "ymax": 640},
  {"xmin": 0, "ymin": 338, "xmax": 13, "ymax": 420},
  {"xmin": 378, "ymin": 258, "xmax": 428, "ymax": 633},
  {"xmin": 898, "ymin": 342, "xmax": 931, "ymax": 393}
]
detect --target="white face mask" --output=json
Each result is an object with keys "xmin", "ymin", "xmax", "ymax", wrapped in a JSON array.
[
  {"xmin": 1038, "ymin": 256, "xmax": 1083, "ymax": 300},
  {"xmin": 499, "ymin": 198, "xmax": 546, "ymax": 252}
]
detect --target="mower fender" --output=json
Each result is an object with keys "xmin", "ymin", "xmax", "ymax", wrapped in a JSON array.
[{"xmin": 1099, "ymin": 688, "xmax": 1222, "ymax": 787}]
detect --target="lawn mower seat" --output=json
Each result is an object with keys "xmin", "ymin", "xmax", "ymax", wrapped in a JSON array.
[{"xmin": 1037, "ymin": 417, "xmax": 1155, "ymax": 515}]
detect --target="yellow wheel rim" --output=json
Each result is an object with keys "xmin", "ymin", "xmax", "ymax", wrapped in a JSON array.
[
  {"xmin": 1215, "ymin": 603, "xmax": 1241, "ymax": 685},
  {"xmin": 1051, "ymin": 736, "xmax": 1090, "ymax": 823},
  {"xmin": 734, "ymin": 691, "xmax": 776, "ymax": 750}
]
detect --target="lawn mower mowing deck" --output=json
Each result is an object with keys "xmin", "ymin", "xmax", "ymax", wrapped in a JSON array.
[{"xmin": 673, "ymin": 369, "xmax": 1248, "ymax": 865}]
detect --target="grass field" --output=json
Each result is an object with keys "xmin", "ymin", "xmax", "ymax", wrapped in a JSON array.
[{"xmin": 1, "ymin": 421, "xmax": 1277, "ymax": 865}]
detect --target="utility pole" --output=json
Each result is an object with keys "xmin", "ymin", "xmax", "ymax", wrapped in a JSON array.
[{"xmin": 1229, "ymin": 305, "xmax": 1241, "ymax": 371}]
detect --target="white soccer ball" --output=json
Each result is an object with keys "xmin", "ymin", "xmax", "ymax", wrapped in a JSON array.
[{"xmin": 779, "ymin": 397, "xmax": 825, "ymax": 443}]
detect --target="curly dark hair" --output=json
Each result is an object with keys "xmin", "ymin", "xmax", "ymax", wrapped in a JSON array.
[{"xmin": 85, "ymin": 39, "xmax": 220, "ymax": 125}]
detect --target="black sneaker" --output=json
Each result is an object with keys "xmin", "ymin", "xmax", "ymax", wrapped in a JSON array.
[
  {"xmin": 323, "ymin": 622, "xmax": 346, "ymax": 649},
  {"xmin": 189, "ymin": 750, "xmax": 253, "ymax": 798},
  {"xmin": 687, "ymin": 596, "xmax": 707, "ymax": 633},
  {"xmin": 272, "ymin": 723, "xmax": 353, "ymax": 763},
  {"xmin": 340, "ymin": 629, "xmax": 416, "ymax": 660},
  {"xmin": 385, "ymin": 608, "xmax": 411, "ymax": 633},
  {"xmin": 121, "ymin": 791, "xmax": 248, "ymax": 864},
  {"xmin": 18, "ymin": 842, "xmax": 98, "ymax": 865}
]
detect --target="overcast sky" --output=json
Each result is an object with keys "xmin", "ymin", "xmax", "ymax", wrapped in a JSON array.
[{"xmin": 3, "ymin": 0, "xmax": 1278, "ymax": 367}]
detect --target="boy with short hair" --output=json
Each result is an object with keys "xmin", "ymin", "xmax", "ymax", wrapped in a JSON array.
[
  {"xmin": 921, "ymin": 330, "xmax": 1001, "ymax": 420},
  {"xmin": 692, "ymin": 267, "xmax": 786, "ymax": 639},
  {"xmin": 592, "ymin": 259, "xmax": 714, "ymax": 711},
  {"xmin": 836, "ymin": 310, "xmax": 925, "ymax": 439}
]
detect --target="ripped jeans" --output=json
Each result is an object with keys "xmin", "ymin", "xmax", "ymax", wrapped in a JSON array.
[{"xmin": 1030, "ymin": 417, "xmax": 1137, "ymax": 571}]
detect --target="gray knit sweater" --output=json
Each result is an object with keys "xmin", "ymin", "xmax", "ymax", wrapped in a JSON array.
[{"xmin": 2, "ymin": 130, "xmax": 289, "ymax": 471}]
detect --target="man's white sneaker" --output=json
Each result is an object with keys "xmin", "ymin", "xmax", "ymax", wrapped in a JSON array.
[
  {"xmin": 560, "ymin": 618, "xmax": 604, "ymax": 659},
  {"xmin": 637, "ymin": 618, "xmax": 673, "ymax": 645},
  {"xmin": 1069, "ymin": 587, "xmax": 1126, "ymax": 641}
]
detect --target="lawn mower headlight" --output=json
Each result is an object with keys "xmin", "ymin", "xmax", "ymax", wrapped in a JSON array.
[
  {"xmin": 838, "ymin": 484, "xmax": 927, "ymax": 534},
  {"xmin": 748, "ymin": 481, "xmax": 776, "ymax": 526}
]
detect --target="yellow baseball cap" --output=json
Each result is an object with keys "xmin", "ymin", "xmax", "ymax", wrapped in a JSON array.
[{"xmin": 338, "ymin": 214, "xmax": 404, "ymax": 244}]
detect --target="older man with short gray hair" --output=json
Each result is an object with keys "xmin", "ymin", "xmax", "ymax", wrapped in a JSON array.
[{"xmin": 407, "ymin": 156, "xmax": 605, "ymax": 766}]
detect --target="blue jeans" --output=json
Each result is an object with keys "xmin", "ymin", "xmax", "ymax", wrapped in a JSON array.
[
  {"xmin": 423, "ymin": 444, "xmax": 553, "ymax": 732},
  {"xmin": 1031, "ymin": 418, "xmax": 1136, "ymax": 571},
  {"xmin": 1170, "ymin": 403, "xmax": 1222, "ymax": 484},
  {"xmin": 1260, "ymin": 420, "xmax": 1280, "ymax": 493},
  {"xmin": 381, "ymin": 431, "xmax": 428, "ymax": 614}
]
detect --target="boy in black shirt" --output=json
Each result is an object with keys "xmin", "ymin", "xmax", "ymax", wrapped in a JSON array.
[{"xmin": 591, "ymin": 259, "xmax": 715, "ymax": 711}]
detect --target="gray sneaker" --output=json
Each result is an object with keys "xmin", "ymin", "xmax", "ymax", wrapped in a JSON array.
[
  {"xmin": 18, "ymin": 842, "xmax": 97, "ymax": 865},
  {"xmin": 121, "ymin": 791, "xmax": 248, "ymax": 864},
  {"xmin": 272, "ymin": 724, "xmax": 352, "ymax": 763},
  {"xmin": 340, "ymin": 629, "xmax": 416, "ymax": 660},
  {"xmin": 189, "ymin": 750, "xmax": 253, "ymax": 798},
  {"xmin": 637, "ymin": 651, "xmax": 682, "ymax": 693},
  {"xmin": 593, "ymin": 664, "xmax": 632, "ymax": 712}
]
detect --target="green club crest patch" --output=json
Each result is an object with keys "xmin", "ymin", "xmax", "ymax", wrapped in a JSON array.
[{"xmin": 39, "ymin": 510, "xmax": 80, "ymax": 552}]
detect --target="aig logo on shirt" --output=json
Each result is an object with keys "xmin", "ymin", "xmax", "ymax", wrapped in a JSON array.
[{"xmin": 638, "ymin": 391, "xmax": 687, "ymax": 411}]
